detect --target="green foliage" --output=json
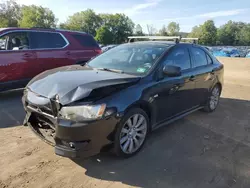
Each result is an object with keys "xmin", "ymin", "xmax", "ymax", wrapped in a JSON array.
[
  {"xmin": 99, "ymin": 13, "xmax": 134, "ymax": 44},
  {"xmin": 199, "ymin": 20, "xmax": 217, "ymax": 45},
  {"xmin": 19, "ymin": 5, "xmax": 56, "ymax": 28},
  {"xmin": 0, "ymin": 0, "xmax": 20, "ymax": 27},
  {"xmin": 63, "ymin": 9, "xmax": 101, "ymax": 36},
  {"xmin": 158, "ymin": 25, "xmax": 168, "ymax": 36},
  {"xmin": 238, "ymin": 24, "xmax": 250, "ymax": 46},
  {"xmin": 95, "ymin": 26, "xmax": 113, "ymax": 45},
  {"xmin": 188, "ymin": 20, "xmax": 217, "ymax": 45},
  {"xmin": 167, "ymin": 22, "xmax": 180, "ymax": 36},
  {"xmin": 216, "ymin": 21, "xmax": 248, "ymax": 45},
  {"xmin": 188, "ymin": 26, "xmax": 202, "ymax": 38}
]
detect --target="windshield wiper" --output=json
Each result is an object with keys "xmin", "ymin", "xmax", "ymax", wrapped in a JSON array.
[{"xmin": 96, "ymin": 68, "xmax": 124, "ymax": 74}]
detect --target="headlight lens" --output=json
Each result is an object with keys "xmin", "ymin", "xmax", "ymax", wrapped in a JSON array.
[{"xmin": 60, "ymin": 104, "xmax": 106, "ymax": 121}]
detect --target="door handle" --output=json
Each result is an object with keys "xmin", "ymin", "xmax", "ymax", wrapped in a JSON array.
[
  {"xmin": 189, "ymin": 75, "xmax": 196, "ymax": 81},
  {"xmin": 65, "ymin": 51, "xmax": 71, "ymax": 56},
  {"xmin": 169, "ymin": 85, "xmax": 180, "ymax": 94}
]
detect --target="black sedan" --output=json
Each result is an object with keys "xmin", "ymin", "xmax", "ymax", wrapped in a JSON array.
[{"xmin": 22, "ymin": 41, "xmax": 224, "ymax": 158}]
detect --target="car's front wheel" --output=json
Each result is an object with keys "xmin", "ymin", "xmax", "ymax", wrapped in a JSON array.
[
  {"xmin": 203, "ymin": 84, "xmax": 221, "ymax": 112},
  {"xmin": 114, "ymin": 108, "xmax": 149, "ymax": 157}
]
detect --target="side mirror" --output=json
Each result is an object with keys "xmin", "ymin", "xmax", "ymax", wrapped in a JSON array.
[{"xmin": 163, "ymin": 65, "xmax": 181, "ymax": 77}]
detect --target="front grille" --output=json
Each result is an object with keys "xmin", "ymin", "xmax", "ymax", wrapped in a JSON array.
[{"xmin": 29, "ymin": 113, "xmax": 56, "ymax": 145}]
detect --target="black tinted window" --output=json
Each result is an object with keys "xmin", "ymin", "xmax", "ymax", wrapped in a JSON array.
[
  {"xmin": 30, "ymin": 32, "xmax": 67, "ymax": 49},
  {"xmin": 162, "ymin": 47, "xmax": 191, "ymax": 70},
  {"xmin": 72, "ymin": 34, "xmax": 99, "ymax": 48},
  {"xmin": 190, "ymin": 47, "xmax": 208, "ymax": 67}
]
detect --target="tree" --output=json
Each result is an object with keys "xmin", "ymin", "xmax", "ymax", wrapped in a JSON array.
[
  {"xmin": 188, "ymin": 25, "xmax": 202, "ymax": 38},
  {"xmin": 158, "ymin": 25, "xmax": 168, "ymax": 36},
  {"xmin": 62, "ymin": 9, "xmax": 101, "ymax": 36},
  {"xmin": 0, "ymin": 0, "xmax": 20, "ymax": 27},
  {"xmin": 19, "ymin": 5, "xmax": 56, "ymax": 28},
  {"xmin": 100, "ymin": 13, "xmax": 134, "ymax": 44},
  {"xmin": 95, "ymin": 26, "xmax": 113, "ymax": 45},
  {"xmin": 199, "ymin": 20, "xmax": 217, "ymax": 45},
  {"xmin": 146, "ymin": 24, "xmax": 157, "ymax": 35},
  {"xmin": 238, "ymin": 24, "xmax": 250, "ymax": 45},
  {"xmin": 134, "ymin": 24, "xmax": 143, "ymax": 36},
  {"xmin": 167, "ymin": 22, "xmax": 180, "ymax": 36},
  {"xmin": 217, "ymin": 20, "xmax": 243, "ymax": 45},
  {"xmin": 187, "ymin": 20, "xmax": 217, "ymax": 45}
]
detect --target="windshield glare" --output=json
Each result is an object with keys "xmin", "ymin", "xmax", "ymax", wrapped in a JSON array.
[{"xmin": 88, "ymin": 44, "xmax": 170, "ymax": 75}]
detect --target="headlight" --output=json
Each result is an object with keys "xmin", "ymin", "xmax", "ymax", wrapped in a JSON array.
[{"xmin": 60, "ymin": 104, "xmax": 106, "ymax": 121}]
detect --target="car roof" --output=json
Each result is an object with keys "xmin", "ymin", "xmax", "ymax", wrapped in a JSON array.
[{"xmin": 0, "ymin": 27, "xmax": 88, "ymax": 35}]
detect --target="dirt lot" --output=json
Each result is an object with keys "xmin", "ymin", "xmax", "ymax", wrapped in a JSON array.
[{"xmin": 1, "ymin": 57, "xmax": 250, "ymax": 188}]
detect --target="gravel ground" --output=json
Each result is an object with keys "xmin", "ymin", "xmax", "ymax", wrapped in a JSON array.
[{"xmin": 0, "ymin": 57, "xmax": 250, "ymax": 188}]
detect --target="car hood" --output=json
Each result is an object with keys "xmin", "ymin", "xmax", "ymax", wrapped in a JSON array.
[{"xmin": 27, "ymin": 65, "xmax": 140, "ymax": 105}]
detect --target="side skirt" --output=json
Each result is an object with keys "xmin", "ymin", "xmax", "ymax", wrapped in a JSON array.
[{"xmin": 152, "ymin": 106, "xmax": 204, "ymax": 131}]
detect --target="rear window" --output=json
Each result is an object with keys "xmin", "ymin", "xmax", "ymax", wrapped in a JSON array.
[{"xmin": 71, "ymin": 34, "xmax": 99, "ymax": 48}]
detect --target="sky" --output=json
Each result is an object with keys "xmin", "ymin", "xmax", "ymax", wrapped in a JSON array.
[{"xmin": 11, "ymin": 0, "xmax": 250, "ymax": 32}]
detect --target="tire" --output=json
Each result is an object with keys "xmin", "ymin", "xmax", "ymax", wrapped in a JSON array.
[
  {"xmin": 113, "ymin": 108, "xmax": 149, "ymax": 157},
  {"xmin": 203, "ymin": 84, "xmax": 221, "ymax": 112}
]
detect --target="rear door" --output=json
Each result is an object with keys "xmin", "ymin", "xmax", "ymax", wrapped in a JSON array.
[
  {"xmin": 188, "ymin": 46, "xmax": 216, "ymax": 106},
  {"xmin": 0, "ymin": 31, "xmax": 38, "ymax": 84},
  {"xmin": 69, "ymin": 34, "xmax": 101, "ymax": 63},
  {"xmin": 29, "ymin": 31, "xmax": 74, "ymax": 73},
  {"xmin": 153, "ymin": 45, "xmax": 197, "ymax": 123}
]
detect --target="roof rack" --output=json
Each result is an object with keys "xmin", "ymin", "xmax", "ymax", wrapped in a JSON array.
[
  {"xmin": 181, "ymin": 38, "xmax": 199, "ymax": 44},
  {"xmin": 128, "ymin": 36, "xmax": 199, "ymax": 44},
  {"xmin": 128, "ymin": 36, "xmax": 181, "ymax": 43}
]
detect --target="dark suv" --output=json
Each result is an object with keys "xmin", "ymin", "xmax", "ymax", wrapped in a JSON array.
[
  {"xmin": 23, "ymin": 41, "xmax": 224, "ymax": 158},
  {"xmin": 0, "ymin": 27, "xmax": 101, "ymax": 92}
]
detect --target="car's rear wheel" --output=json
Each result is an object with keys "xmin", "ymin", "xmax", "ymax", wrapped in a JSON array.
[
  {"xmin": 114, "ymin": 108, "xmax": 149, "ymax": 157},
  {"xmin": 203, "ymin": 84, "xmax": 221, "ymax": 112}
]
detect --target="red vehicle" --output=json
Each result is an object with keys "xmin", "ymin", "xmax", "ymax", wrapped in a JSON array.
[{"xmin": 0, "ymin": 27, "xmax": 102, "ymax": 92}]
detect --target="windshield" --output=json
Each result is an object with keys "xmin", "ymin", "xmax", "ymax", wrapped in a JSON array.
[{"xmin": 88, "ymin": 43, "xmax": 171, "ymax": 75}]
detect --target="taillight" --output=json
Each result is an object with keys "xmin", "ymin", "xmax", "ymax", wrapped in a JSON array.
[{"xmin": 95, "ymin": 49, "xmax": 102, "ymax": 54}]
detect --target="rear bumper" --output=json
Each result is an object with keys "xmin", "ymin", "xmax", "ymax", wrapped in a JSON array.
[{"xmin": 24, "ymin": 111, "xmax": 119, "ymax": 158}]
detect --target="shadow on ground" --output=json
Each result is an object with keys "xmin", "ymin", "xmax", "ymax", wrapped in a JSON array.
[
  {"xmin": 0, "ymin": 89, "xmax": 25, "ymax": 128},
  {"xmin": 73, "ymin": 97, "xmax": 250, "ymax": 188}
]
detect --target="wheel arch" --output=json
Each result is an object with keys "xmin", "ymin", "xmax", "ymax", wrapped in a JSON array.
[{"xmin": 123, "ymin": 100, "xmax": 153, "ymax": 131}]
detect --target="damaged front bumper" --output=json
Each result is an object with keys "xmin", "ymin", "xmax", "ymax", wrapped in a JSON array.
[{"xmin": 22, "ymin": 94, "xmax": 119, "ymax": 158}]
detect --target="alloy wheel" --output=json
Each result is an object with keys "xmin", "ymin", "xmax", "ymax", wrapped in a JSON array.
[
  {"xmin": 209, "ymin": 86, "xmax": 220, "ymax": 110},
  {"xmin": 119, "ymin": 114, "xmax": 148, "ymax": 154}
]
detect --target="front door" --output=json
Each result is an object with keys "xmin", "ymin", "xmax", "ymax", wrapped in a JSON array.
[
  {"xmin": 153, "ymin": 45, "xmax": 197, "ymax": 125},
  {"xmin": 0, "ymin": 31, "xmax": 38, "ymax": 85}
]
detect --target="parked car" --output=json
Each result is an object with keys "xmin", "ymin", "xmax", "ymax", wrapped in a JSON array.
[
  {"xmin": 0, "ymin": 27, "xmax": 101, "ymax": 92},
  {"xmin": 22, "ymin": 41, "xmax": 224, "ymax": 158}
]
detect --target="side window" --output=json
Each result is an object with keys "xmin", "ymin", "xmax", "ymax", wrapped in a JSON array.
[
  {"xmin": 71, "ymin": 34, "xmax": 99, "ymax": 48},
  {"xmin": 190, "ymin": 47, "xmax": 208, "ymax": 67},
  {"xmin": 29, "ymin": 32, "xmax": 67, "ymax": 49},
  {"xmin": 206, "ymin": 54, "xmax": 213, "ymax": 64},
  {"xmin": 0, "ymin": 32, "xmax": 30, "ymax": 51},
  {"xmin": 162, "ymin": 46, "xmax": 191, "ymax": 70}
]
